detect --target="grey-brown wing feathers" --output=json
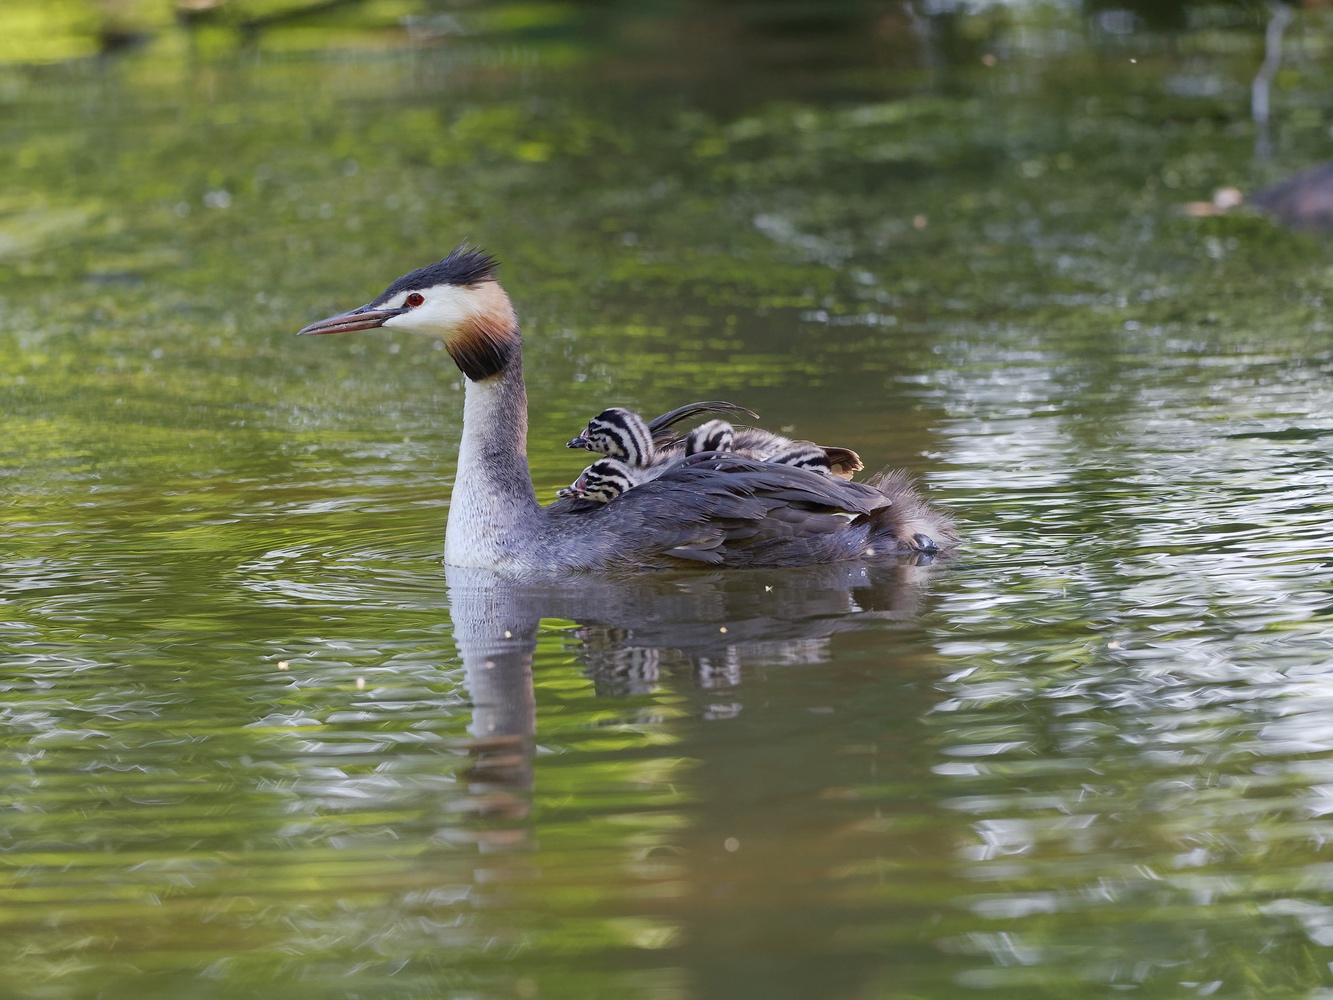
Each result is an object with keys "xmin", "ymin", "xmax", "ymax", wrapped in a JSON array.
[
  {"xmin": 543, "ymin": 456, "xmax": 955, "ymax": 569},
  {"xmin": 823, "ymin": 446, "xmax": 864, "ymax": 477}
]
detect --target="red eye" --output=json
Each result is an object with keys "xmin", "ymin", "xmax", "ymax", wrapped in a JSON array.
[{"xmin": 405, "ymin": 292, "xmax": 424, "ymax": 307}]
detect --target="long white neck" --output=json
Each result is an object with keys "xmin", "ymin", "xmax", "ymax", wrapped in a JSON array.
[{"xmin": 443, "ymin": 353, "xmax": 541, "ymax": 568}]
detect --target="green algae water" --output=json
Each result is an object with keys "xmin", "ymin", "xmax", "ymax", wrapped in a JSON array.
[{"xmin": 6, "ymin": 2, "xmax": 1333, "ymax": 997}]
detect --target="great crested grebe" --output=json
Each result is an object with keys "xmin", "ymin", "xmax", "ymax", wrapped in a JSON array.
[
  {"xmin": 559, "ymin": 409, "xmax": 842, "ymax": 501},
  {"xmin": 298, "ymin": 246, "xmax": 957, "ymax": 573},
  {"xmin": 560, "ymin": 441, "xmax": 832, "ymax": 504},
  {"xmin": 681, "ymin": 418, "xmax": 860, "ymax": 477},
  {"xmin": 566, "ymin": 402, "xmax": 757, "ymax": 466},
  {"xmin": 571, "ymin": 407, "xmax": 862, "ymax": 479},
  {"xmin": 559, "ymin": 401, "xmax": 754, "ymax": 495}
]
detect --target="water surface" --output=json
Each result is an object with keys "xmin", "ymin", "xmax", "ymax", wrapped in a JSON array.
[{"xmin": 5, "ymin": 3, "xmax": 1333, "ymax": 997}]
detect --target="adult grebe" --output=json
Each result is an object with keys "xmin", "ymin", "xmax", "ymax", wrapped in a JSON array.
[{"xmin": 298, "ymin": 246, "xmax": 957, "ymax": 573}]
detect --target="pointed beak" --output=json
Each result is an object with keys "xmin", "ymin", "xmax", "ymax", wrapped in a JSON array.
[
  {"xmin": 567, "ymin": 435, "xmax": 590, "ymax": 449},
  {"xmin": 297, "ymin": 304, "xmax": 405, "ymax": 336}
]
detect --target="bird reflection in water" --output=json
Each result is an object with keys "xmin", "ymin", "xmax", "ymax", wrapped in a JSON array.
[{"xmin": 443, "ymin": 555, "xmax": 944, "ymax": 847}]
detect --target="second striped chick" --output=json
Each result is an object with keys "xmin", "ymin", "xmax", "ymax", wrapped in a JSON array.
[
  {"xmin": 684, "ymin": 419, "xmax": 863, "ymax": 479},
  {"xmin": 557, "ymin": 458, "xmax": 639, "ymax": 503}
]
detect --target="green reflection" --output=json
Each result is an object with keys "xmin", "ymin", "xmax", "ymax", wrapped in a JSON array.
[{"xmin": 6, "ymin": 2, "xmax": 1333, "ymax": 998}]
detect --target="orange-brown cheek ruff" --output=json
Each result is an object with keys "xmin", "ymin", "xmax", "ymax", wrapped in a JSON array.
[{"xmin": 446, "ymin": 281, "xmax": 521, "ymax": 382}]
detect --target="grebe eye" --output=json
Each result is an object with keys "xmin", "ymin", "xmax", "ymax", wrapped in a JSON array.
[{"xmin": 405, "ymin": 292, "xmax": 424, "ymax": 307}]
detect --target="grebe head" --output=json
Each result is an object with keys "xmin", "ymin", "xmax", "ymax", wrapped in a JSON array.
[
  {"xmin": 567, "ymin": 407, "xmax": 654, "ymax": 466},
  {"xmin": 297, "ymin": 244, "xmax": 519, "ymax": 382},
  {"xmin": 557, "ymin": 458, "xmax": 638, "ymax": 503}
]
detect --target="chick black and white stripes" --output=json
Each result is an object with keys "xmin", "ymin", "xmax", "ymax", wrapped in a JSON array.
[
  {"xmin": 567, "ymin": 408, "xmax": 656, "ymax": 466},
  {"xmin": 684, "ymin": 419, "xmax": 734, "ymax": 457},
  {"xmin": 560, "ymin": 403, "xmax": 861, "ymax": 502},
  {"xmin": 557, "ymin": 458, "xmax": 639, "ymax": 503}
]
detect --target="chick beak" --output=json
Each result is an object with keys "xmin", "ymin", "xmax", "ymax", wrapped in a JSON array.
[
  {"xmin": 297, "ymin": 304, "xmax": 405, "ymax": 336},
  {"xmin": 566, "ymin": 435, "xmax": 590, "ymax": 449}
]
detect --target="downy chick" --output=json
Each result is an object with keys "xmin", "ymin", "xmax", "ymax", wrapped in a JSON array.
[{"xmin": 683, "ymin": 419, "xmax": 862, "ymax": 478}]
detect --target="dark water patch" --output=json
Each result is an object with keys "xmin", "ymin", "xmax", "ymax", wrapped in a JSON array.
[{"xmin": 1226, "ymin": 427, "xmax": 1333, "ymax": 441}]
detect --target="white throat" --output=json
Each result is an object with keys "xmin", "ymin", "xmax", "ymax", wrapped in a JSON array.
[{"xmin": 442, "ymin": 360, "xmax": 539, "ymax": 569}]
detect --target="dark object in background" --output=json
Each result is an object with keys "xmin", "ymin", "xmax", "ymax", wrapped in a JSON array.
[{"xmin": 1252, "ymin": 162, "xmax": 1333, "ymax": 232}]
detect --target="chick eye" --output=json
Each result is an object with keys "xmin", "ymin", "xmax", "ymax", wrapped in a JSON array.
[{"xmin": 405, "ymin": 292, "xmax": 424, "ymax": 307}]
